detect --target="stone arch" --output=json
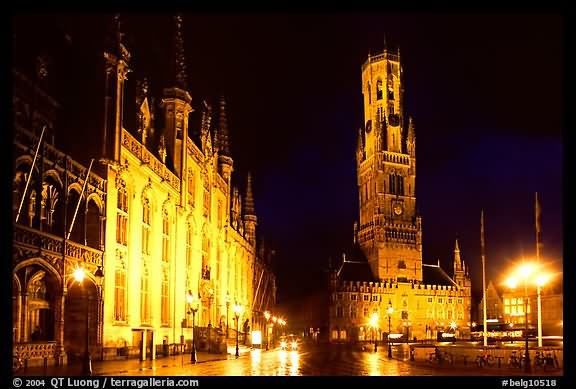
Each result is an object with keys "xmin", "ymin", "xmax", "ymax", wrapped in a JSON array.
[
  {"xmin": 13, "ymin": 258, "xmax": 62, "ymax": 344},
  {"xmin": 66, "ymin": 185, "xmax": 84, "ymax": 243},
  {"xmin": 13, "ymin": 275, "xmax": 22, "ymax": 342},
  {"xmin": 64, "ymin": 278, "xmax": 98, "ymax": 363},
  {"xmin": 42, "ymin": 168, "xmax": 63, "ymax": 191},
  {"xmin": 85, "ymin": 196, "xmax": 102, "ymax": 249},
  {"xmin": 15, "ymin": 155, "xmax": 40, "ymax": 175}
]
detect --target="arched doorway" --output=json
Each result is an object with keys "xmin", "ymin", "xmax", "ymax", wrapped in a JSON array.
[
  {"xmin": 64, "ymin": 281, "xmax": 98, "ymax": 364},
  {"xmin": 27, "ymin": 270, "xmax": 57, "ymax": 342}
]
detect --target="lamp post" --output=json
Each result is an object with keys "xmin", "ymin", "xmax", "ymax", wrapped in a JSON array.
[
  {"xmin": 234, "ymin": 302, "xmax": 243, "ymax": 358},
  {"xmin": 272, "ymin": 316, "xmax": 278, "ymax": 348},
  {"xmin": 370, "ymin": 313, "xmax": 379, "ymax": 352},
  {"xmin": 74, "ymin": 266, "xmax": 103, "ymax": 376},
  {"xmin": 387, "ymin": 304, "xmax": 393, "ymax": 358},
  {"xmin": 507, "ymin": 263, "xmax": 535, "ymax": 373},
  {"xmin": 225, "ymin": 292, "xmax": 230, "ymax": 339},
  {"xmin": 264, "ymin": 311, "xmax": 271, "ymax": 350},
  {"xmin": 207, "ymin": 288, "xmax": 213, "ymax": 352},
  {"xmin": 187, "ymin": 290, "xmax": 199, "ymax": 364},
  {"xmin": 535, "ymin": 275, "xmax": 547, "ymax": 348}
]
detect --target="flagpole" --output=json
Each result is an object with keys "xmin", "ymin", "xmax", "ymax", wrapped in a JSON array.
[
  {"xmin": 481, "ymin": 210, "xmax": 488, "ymax": 347},
  {"xmin": 535, "ymin": 192, "xmax": 543, "ymax": 348},
  {"xmin": 15, "ymin": 126, "xmax": 46, "ymax": 224},
  {"xmin": 67, "ymin": 158, "xmax": 94, "ymax": 240}
]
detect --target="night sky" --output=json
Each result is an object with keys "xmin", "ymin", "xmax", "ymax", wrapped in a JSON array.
[{"xmin": 12, "ymin": 13, "xmax": 563, "ymax": 305}]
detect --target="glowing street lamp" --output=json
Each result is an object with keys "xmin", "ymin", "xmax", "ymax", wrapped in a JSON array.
[
  {"xmin": 264, "ymin": 311, "xmax": 271, "ymax": 350},
  {"xmin": 187, "ymin": 290, "xmax": 200, "ymax": 363},
  {"xmin": 225, "ymin": 292, "xmax": 231, "ymax": 339},
  {"xmin": 74, "ymin": 266, "xmax": 103, "ymax": 376},
  {"xmin": 234, "ymin": 302, "xmax": 244, "ymax": 358},
  {"xmin": 506, "ymin": 262, "xmax": 537, "ymax": 373},
  {"xmin": 387, "ymin": 303, "xmax": 394, "ymax": 358}
]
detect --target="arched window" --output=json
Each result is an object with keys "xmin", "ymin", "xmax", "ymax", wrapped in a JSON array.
[
  {"xmin": 202, "ymin": 232, "xmax": 210, "ymax": 280},
  {"xmin": 389, "ymin": 175, "xmax": 395, "ymax": 195},
  {"xmin": 396, "ymin": 175, "xmax": 403, "ymax": 196},
  {"xmin": 162, "ymin": 208, "xmax": 169, "ymax": 262},
  {"xmin": 142, "ymin": 198, "xmax": 151, "ymax": 255},
  {"xmin": 367, "ymin": 82, "xmax": 372, "ymax": 104},
  {"xmin": 161, "ymin": 268, "xmax": 169, "ymax": 326},
  {"xmin": 85, "ymin": 198, "xmax": 100, "ymax": 248},
  {"xmin": 140, "ymin": 262, "xmax": 150, "ymax": 324},
  {"xmin": 376, "ymin": 79, "xmax": 383, "ymax": 100},
  {"xmin": 186, "ymin": 223, "xmax": 193, "ymax": 268},
  {"xmin": 187, "ymin": 170, "xmax": 194, "ymax": 206},
  {"xmin": 116, "ymin": 181, "xmax": 128, "ymax": 245},
  {"xmin": 114, "ymin": 252, "xmax": 127, "ymax": 322}
]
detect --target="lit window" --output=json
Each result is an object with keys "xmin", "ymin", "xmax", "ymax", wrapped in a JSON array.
[
  {"xmin": 162, "ymin": 209, "xmax": 169, "ymax": 262},
  {"xmin": 161, "ymin": 269, "xmax": 169, "ymax": 326},
  {"xmin": 376, "ymin": 79, "xmax": 383, "ymax": 100},
  {"xmin": 116, "ymin": 182, "xmax": 128, "ymax": 245},
  {"xmin": 141, "ymin": 198, "xmax": 150, "ymax": 255}
]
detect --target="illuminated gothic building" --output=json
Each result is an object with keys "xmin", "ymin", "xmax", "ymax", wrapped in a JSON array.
[
  {"xmin": 328, "ymin": 47, "xmax": 472, "ymax": 342},
  {"xmin": 12, "ymin": 16, "xmax": 276, "ymax": 366}
]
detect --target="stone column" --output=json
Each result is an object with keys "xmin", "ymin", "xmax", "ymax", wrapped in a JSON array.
[
  {"xmin": 55, "ymin": 287, "xmax": 67, "ymax": 365},
  {"xmin": 20, "ymin": 291, "xmax": 28, "ymax": 343}
]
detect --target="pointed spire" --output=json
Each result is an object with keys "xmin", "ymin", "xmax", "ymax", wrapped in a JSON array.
[
  {"xmin": 408, "ymin": 116, "xmax": 415, "ymax": 140},
  {"xmin": 454, "ymin": 238, "xmax": 462, "ymax": 272},
  {"xmin": 383, "ymin": 32, "xmax": 387, "ymax": 51},
  {"xmin": 244, "ymin": 172, "xmax": 255, "ymax": 216},
  {"xmin": 218, "ymin": 96, "xmax": 231, "ymax": 156},
  {"xmin": 173, "ymin": 14, "xmax": 188, "ymax": 90}
]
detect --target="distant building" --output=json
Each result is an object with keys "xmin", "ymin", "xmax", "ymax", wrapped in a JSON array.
[
  {"xmin": 501, "ymin": 275, "xmax": 562, "ymax": 336},
  {"xmin": 328, "ymin": 47, "xmax": 472, "ymax": 343},
  {"xmin": 477, "ymin": 280, "xmax": 505, "ymax": 324}
]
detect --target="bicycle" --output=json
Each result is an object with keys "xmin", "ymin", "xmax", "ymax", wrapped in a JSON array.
[
  {"xmin": 476, "ymin": 352, "xmax": 493, "ymax": 368},
  {"xmin": 12, "ymin": 354, "xmax": 23, "ymax": 373},
  {"xmin": 508, "ymin": 351, "xmax": 522, "ymax": 369}
]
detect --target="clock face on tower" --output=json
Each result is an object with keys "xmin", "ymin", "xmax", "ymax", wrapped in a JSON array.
[{"xmin": 393, "ymin": 203, "xmax": 403, "ymax": 216}]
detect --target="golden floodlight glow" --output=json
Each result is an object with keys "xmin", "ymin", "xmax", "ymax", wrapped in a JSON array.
[
  {"xmin": 506, "ymin": 277, "xmax": 518, "ymax": 289},
  {"xmin": 74, "ymin": 267, "xmax": 85, "ymax": 283},
  {"xmin": 387, "ymin": 305, "xmax": 394, "ymax": 315},
  {"xmin": 517, "ymin": 262, "xmax": 536, "ymax": 279},
  {"xmin": 450, "ymin": 321, "xmax": 457, "ymax": 330},
  {"xmin": 370, "ymin": 313, "xmax": 379, "ymax": 327},
  {"xmin": 186, "ymin": 291, "xmax": 193, "ymax": 305},
  {"xmin": 251, "ymin": 330, "xmax": 262, "ymax": 345},
  {"xmin": 536, "ymin": 274, "xmax": 548, "ymax": 287},
  {"xmin": 264, "ymin": 311, "xmax": 271, "ymax": 321},
  {"xmin": 234, "ymin": 303, "xmax": 243, "ymax": 315}
]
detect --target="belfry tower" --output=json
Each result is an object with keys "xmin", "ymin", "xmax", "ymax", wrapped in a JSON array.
[{"xmin": 356, "ymin": 46, "xmax": 423, "ymax": 283}]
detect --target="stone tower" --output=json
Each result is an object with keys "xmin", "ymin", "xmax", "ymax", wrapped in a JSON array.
[{"xmin": 356, "ymin": 47, "xmax": 423, "ymax": 283}]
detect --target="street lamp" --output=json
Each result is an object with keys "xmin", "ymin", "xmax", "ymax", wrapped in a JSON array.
[
  {"xmin": 264, "ymin": 311, "xmax": 271, "ymax": 350},
  {"xmin": 207, "ymin": 288, "xmax": 214, "ymax": 352},
  {"xmin": 507, "ymin": 263, "xmax": 535, "ymax": 373},
  {"xmin": 225, "ymin": 292, "xmax": 231, "ymax": 339},
  {"xmin": 272, "ymin": 316, "xmax": 278, "ymax": 348},
  {"xmin": 370, "ymin": 313, "xmax": 379, "ymax": 352},
  {"xmin": 187, "ymin": 290, "xmax": 199, "ymax": 364},
  {"xmin": 387, "ymin": 303, "xmax": 394, "ymax": 358},
  {"xmin": 74, "ymin": 266, "xmax": 103, "ymax": 376},
  {"xmin": 234, "ymin": 302, "xmax": 244, "ymax": 358}
]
